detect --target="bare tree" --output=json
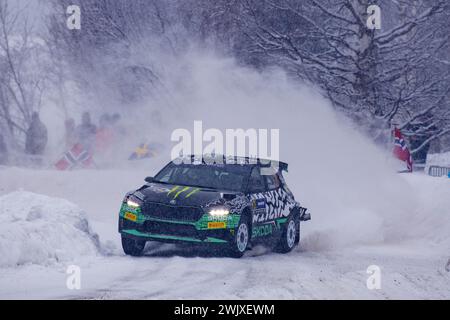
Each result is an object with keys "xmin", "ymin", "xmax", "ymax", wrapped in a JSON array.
[
  {"xmin": 46, "ymin": 0, "xmax": 181, "ymax": 111},
  {"xmin": 0, "ymin": 0, "xmax": 47, "ymax": 148}
]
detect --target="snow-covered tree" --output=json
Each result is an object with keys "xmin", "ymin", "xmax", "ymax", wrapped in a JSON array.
[
  {"xmin": 47, "ymin": 0, "xmax": 182, "ymax": 111},
  {"xmin": 44, "ymin": 0, "xmax": 450, "ymax": 156},
  {"xmin": 0, "ymin": 0, "xmax": 48, "ymax": 148},
  {"xmin": 185, "ymin": 0, "xmax": 450, "ymax": 156}
]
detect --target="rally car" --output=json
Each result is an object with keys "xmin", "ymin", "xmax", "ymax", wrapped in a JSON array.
[{"xmin": 118, "ymin": 156, "xmax": 310, "ymax": 258}]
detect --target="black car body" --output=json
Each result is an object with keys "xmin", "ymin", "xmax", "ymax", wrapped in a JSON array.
[{"xmin": 118, "ymin": 156, "xmax": 310, "ymax": 257}]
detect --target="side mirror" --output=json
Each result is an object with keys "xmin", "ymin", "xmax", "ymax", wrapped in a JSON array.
[{"xmin": 145, "ymin": 176, "xmax": 154, "ymax": 183}]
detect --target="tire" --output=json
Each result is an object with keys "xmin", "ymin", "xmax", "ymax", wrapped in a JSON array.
[
  {"xmin": 227, "ymin": 215, "xmax": 250, "ymax": 258},
  {"xmin": 274, "ymin": 216, "xmax": 299, "ymax": 253},
  {"xmin": 121, "ymin": 235, "xmax": 146, "ymax": 257}
]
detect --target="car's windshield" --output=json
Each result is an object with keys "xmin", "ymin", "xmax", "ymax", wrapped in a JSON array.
[{"xmin": 154, "ymin": 162, "xmax": 251, "ymax": 192}]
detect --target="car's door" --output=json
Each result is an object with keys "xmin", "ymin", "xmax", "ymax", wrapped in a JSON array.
[
  {"xmin": 247, "ymin": 167, "xmax": 279, "ymax": 241},
  {"xmin": 262, "ymin": 172, "xmax": 283, "ymax": 220}
]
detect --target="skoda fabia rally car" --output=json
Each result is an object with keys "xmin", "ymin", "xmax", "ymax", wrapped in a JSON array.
[{"xmin": 118, "ymin": 157, "xmax": 310, "ymax": 258}]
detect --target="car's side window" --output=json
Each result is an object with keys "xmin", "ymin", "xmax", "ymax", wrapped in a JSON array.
[
  {"xmin": 247, "ymin": 167, "xmax": 266, "ymax": 193},
  {"xmin": 265, "ymin": 174, "xmax": 280, "ymax": 190},
  {"xmin": 278, "ymin": 173, "xmax": 293, "ymax": 196}
]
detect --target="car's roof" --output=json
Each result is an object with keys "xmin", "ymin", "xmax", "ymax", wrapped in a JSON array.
[{"xmin": 174, "ymin": 155, "xmax": 288, "ymax": 171}]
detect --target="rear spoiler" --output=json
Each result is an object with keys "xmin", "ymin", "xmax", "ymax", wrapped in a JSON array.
[
  {"xmin": 179, "ymin": 155, "xmax": 288, "ymax": 171},
  {"xmin": 259, "ymin": 160, "xmax": 288, "ymax": 172},
  {"xmin": 279, "ymin": 161, "xmax": 288, "ymax": 172}
]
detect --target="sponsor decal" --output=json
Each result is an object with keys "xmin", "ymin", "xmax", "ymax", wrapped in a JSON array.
[
  {"xmin": 167, "ymin": 185, "xmax": 180, "ymax": 196},
  {"xmin": 167, "ymin": 186, "xmax": 201, "ymax": 199},
  {"xmin": 185, "ymin": 187, "xmax": 200, "ymax": 198},
  {"xmin": 123, "ymin": 205, "xmax": 140, "ymax": 214},
  {"xmin": 133, "ymin": 191, "xmax": 145, "ymax": 200},
  {"xmin": 252, "ymin": 224, "xmax": 273, "ymax": 238},
  {"xmin": 251, "ymin": 188, "xmax": 296, "ymax": 223},
  {"xmin": 173, "ymin": 186, "xmax": 191, "ymax": 199},
  {"xmin": 196, "ymin": 214, "xmax": 240, "ymax": 230},
  {"xmin": 207, "ymin": 221, "xmax": 227, "ymax": 229},
  {"xmin": 124, "ymin": 212, "xmax": 137, "ymax": 222},
  {"xmin": 255, "ymin": 198, "xmax": 265, "ymax": 209},
  {"xmin": 208, "ymin": 215, "xmax": 231, "ymax": 222}
]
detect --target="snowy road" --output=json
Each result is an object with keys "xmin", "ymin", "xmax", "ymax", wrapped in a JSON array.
[
  {"xmin": 0, "ymin": 167, "xmax": 449, "ymax": 299},
  {"xmin": 1, "ymin": 242, "xmax": 448, "ymax": 299}
]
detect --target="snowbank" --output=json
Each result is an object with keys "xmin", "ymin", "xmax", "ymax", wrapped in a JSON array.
[
  {"xmin": 399, "ymin": 174, "xmax": 450, "ymax": 248},
  {"xmin": 0, "ymin": 191, "xmax": 101, "ymax": 268},
  {"xmin": 426, "ymin": 151, "xmax": 450, "ymax": 167}
]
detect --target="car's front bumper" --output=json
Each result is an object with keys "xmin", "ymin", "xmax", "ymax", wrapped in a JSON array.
[{"xmin": 118, "ymin": 203, "xmax": 240, "ymax": 244}]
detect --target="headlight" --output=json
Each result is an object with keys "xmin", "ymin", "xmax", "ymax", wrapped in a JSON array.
[
  {"xmin": 126, "ymin": 198, "xmax": 141, "ymax": 208},
  {"xmin": 209, "ymin": 208, "xmax": 230, "ymax": 216}
]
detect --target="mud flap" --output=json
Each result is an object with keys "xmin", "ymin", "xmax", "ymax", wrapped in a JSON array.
[{"xmin": 299, "ymin": 207, "xmax": 311, "ymax": 221}]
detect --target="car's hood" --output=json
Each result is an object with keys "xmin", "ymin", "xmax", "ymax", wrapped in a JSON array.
[{"xmin": 134, "ymin": 182, "xmax": 240, "ymax": 207}]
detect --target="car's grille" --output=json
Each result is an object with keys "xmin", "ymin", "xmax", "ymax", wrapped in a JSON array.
[
  {"xmin": 141, "ymin": 202, "xmax": 204, "ymax": 222},
  {"xmin": 142, "ymin": 220, "xmax": 198, "ymax": 238},
  {"xmin": 120, "ymin": 218, "xmax": 137, "ymax": 230}
]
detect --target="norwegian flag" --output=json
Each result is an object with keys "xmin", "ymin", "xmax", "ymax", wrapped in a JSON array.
[
  {"xmin": 55, "ymin": 143, "xmax": 93, "ymax": 170},
  {"xmin": 393, "ymin": 128, "xmax": 413, "ymax": 172}
]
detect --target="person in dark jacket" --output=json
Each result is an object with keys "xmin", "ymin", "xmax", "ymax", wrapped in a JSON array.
[
  {"xmin": 64, "ymin": 118, "xmax": 76, "ymax": 148},
  {"xmin": 75, "ymin": 112, "xmax": 97, "ymax": 151},
  {"xmin": 25, "ymin": 112, "xmax": 48, "ymax": 155},
  {"xmin": 0, "ymin": 133, "xmax": 7, "ymax": 165}
]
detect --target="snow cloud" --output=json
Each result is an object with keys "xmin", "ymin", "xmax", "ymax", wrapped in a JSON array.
[{"xmin": 148, "ymin": 51, "xmax": 422, "ymax": 250}]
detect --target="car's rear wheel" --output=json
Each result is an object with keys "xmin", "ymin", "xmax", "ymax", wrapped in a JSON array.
[
  {"xmin": 121, "ymin": 235, "xmax": 146, "ymax": 256},
  {"xmin": 274, "ymin": 216, "xmax": 299, "ymax": 253},
  {"xmin": 227, "ymin": 216, "xmax": 250, "ymax": 258}
]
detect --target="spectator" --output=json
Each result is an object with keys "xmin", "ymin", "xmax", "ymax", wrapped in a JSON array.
[
  {"xmin": 25, "ymin": 112, "xmax": 48, "ymax": 155},
  {"xmin": 95, "ymin": 113, "xmax": 114, "ymax": 153},
  {"xmin": 0, "ymin": 134, "xmax": 7, "ymax": 165},
  {"xmin": 75, "ymin": 112, "xmax": 97, "ymax": 151},
  {"xmin": 110, "ymin": 113, "xmax": 126, "ymax": 139},
  {"xmin": 64, "ymin": 118, "xmax": 76, "ymax": 148}
]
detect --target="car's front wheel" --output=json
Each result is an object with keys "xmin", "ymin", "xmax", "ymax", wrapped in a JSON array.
[
  {"xmin": 227, "ymin": 216, "xmax": 250, "ymax": 258},
  {"xmin": 274, "ymin": 216, "xmax": 299, "ymax": 253},
  {"xmin": 121, "ymin": 235, "xmax": 146, "ymax": 256}
]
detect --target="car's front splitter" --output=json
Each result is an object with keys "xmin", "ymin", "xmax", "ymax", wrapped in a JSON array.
[{"xmin": 121, "ymin": 229, "xmax": 229, "ymax": 244}]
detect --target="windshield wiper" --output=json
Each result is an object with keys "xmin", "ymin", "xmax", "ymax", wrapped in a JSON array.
[{"xmin": 152, "ymin": 180, "xmax": 171, "ymax": 184}]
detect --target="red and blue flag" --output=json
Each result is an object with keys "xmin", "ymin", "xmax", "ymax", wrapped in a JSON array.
[{"xmin": 393, "ymin": 128, "xmax": 413, "ymax": 172}]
